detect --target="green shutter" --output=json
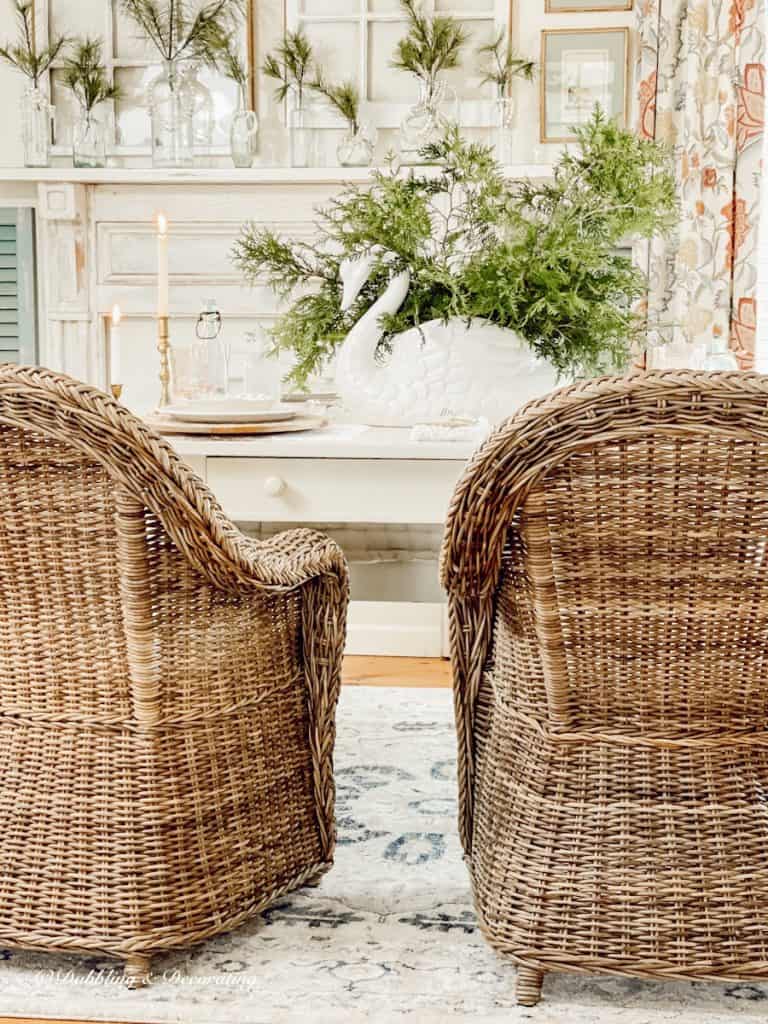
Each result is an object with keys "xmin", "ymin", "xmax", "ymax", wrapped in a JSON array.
[{"xmin": 0, "ymin": 208, "xmax": 37, "ymax": 365}]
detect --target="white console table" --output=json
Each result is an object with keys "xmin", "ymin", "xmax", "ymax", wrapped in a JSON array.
[{"xmin": 167, "ymin": 424, "xmax": 479, "ymax": 658}]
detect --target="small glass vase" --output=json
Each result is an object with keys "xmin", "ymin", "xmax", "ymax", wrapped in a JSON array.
[
  {"xmin": 289, "ymin": 94, "xmax": 315, "ymax": 168},
  {"xmin": 337, "ymin": 122, "xmax": 375, "ymax": 167},
  {"xmin": 399, "ymin": 77, "xmax": 457, "ymax": 165},
  {"xmin": 230, "ymin": 91, "xmax": 258, "ymax": 168},
  {"xmin": 147, "ymin": 58, "xmax": 194, "ymax": 168},
  {"xmin": 184, "ymin": 62, "xmax": 214, "ymax": 160},
  {"xmin": 21, "ymin": 85, "xmax": 53, "ymax": 168},
  {"xmin": 494, "ymin": 95, "xmax": 516, "ymax": 165},
  {"xmin": 243, "ymin": 326, "xmax": 282, "ymax": 401},
  {"xmin": 72, "ymin": 106, "xmax": 106, "ymax": 168}
]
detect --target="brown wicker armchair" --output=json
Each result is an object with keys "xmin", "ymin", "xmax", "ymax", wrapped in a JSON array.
[
  {"xmin": 0, "ymin": 365, "xmax": 348, "ymax": 986},
  {"xmin": 441, "ymin": 371, "xmax": 768, "ymax": 1006}
]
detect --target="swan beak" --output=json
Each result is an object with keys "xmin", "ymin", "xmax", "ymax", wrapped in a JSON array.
[{"xmin": 340, "ymin": 277, "xmax": 359, "ymax": 312}]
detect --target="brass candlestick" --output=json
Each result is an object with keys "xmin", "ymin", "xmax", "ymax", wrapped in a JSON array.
[{"xmin": 157, "ymin": 315, "xmax": 170, "ymax": 407}]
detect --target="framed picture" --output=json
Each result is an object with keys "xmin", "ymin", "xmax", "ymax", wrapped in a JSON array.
[
  {"xmin": 545, "ymin": 0, "xmax": 633, "ymax": 11},
  {"xmin": 540, "ymin": 28, "xmax": 629, "ymax": 143}
]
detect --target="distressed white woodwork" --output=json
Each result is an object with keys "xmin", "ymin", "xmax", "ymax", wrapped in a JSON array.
[{"xmin": 346, "ymin": 601, "xmax": 449, "ymax": 658}]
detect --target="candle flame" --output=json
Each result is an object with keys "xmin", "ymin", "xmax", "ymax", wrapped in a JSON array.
[
  {"xmin": 111, "ymin": 304, "xmax": 122, "ymax": 326},
  {"xmin": 157, "ymin": 212, "xmax": 167, "ymax": 235}
]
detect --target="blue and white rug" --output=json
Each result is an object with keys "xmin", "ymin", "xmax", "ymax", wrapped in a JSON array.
[{"xmin": 0, "ymin": 687, "xmax": 766, "ymax": 1023}]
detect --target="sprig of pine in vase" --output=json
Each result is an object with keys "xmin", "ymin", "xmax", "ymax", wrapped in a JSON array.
[
  {"xmin": 119, "ymin": 0, "xmax": 243, "ymax": 66},
  {"xmin": 63, "ymin": 38, "xmax": 121, "ymax": 114},
  {"xmin": 0, "ymin": 1, "xmax": 67, "ymax": 87},
  {"xmin": 232, "ymin": 109, "xmax": 677, "ymax": 390},
  {"xmin": 309, "ymin": 71, "xmax": 361, "ymax": 135},
  {"xmin": 391, "ymin": 0, "xmax": 467, "ymax": 96},
  {"xmin": 477, "ymin": 30, "xmax": 535, "ymax": 97},
  {"xmin": 262, "ymin": 29, "xmax": 314, "ymax": 107}
]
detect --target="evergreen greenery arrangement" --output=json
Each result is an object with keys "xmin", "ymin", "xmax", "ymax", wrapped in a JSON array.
[
  {"xmin": 262, "ymin": 29, "xmax": 314, "ymax": 106},
  {"xmin": 391, "ymin": 0, "xmax": 467, "ymax": 91},
  {"xmin": 119, "ymin": 0, "xmax": 242, "ymax": 67},
  {"xmin": 63, "ymin": 38, "xmax": 121, "ymax": 113},
  {"xmin": 477, "ymin": 30, "xmax": 535, "ymax": 96},
  {"xmin": 233, "ymin": 110, "xmax": 676, "ymax": 390},
  {"xmin": 0, "ymin": 1, "xmax": 67, "ymax": 86}
]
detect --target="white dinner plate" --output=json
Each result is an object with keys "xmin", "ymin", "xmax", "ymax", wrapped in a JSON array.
[{"xmin": 165, "ymin": 402, "xmax": 295, "ymax": 424}]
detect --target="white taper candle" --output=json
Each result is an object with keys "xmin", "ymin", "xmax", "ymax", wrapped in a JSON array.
[{"xmin": 157, "ymin": 212, "xmax": 169, "ymax": 318}]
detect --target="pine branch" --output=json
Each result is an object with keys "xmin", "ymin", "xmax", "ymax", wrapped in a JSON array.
[
  {"xmin": 120, "ymin": 0, "xmax": 243, "ymax": 65},
  {"xmin": 262, "ymin": 29, "xmax": 313, "ymax": 105},
  {"xmin": 477, "ymin": 31, "xmax": 535, "ymax": 94},
  {"xmin": 309, "ymin": 70, "xmax": 359, "ymax": 133},
  {"xmin": 0, "ymin": 1, "xmax": 68, "ymax": 86},
  {"xmin": 120, "ymin": 0, "xmax": 169, "ymax": 57},
  {"xmin": 222, "ymin": 45, "xmax": 248, "ymax": 88},
  {"xmin": 391, "ymin": 0, "xmax": 468, "ymax": 85},
  {"xmin": 63, "ymin": 37, "xmax": 121, "ymax": 113}
]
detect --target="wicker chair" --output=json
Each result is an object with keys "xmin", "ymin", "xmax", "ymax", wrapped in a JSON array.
[
  {"xmin": 0, "ymin": 364, "xmax": 348, "ymax": 986},
  {"xmin": 441, "ymin": 370, "xmax": 768, "ymax": 1006}
]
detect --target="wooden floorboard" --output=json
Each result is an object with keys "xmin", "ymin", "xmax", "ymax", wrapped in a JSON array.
[{"xmin": 342, "ymin": 654, "xmax": 451, "ymax": 688}]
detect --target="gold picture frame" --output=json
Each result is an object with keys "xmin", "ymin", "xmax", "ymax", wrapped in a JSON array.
[
  {"xmin": 545, "ymin": 0, "xmax": 633, "ymax": 12},
  {"xmin": 540, "ymin": 27, "xmax": 630, "ymax": 144}
]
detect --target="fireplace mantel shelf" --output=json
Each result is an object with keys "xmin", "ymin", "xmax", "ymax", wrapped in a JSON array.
[{"xmin": 0, "ymin": 163, "xmax": 554, "ymax": 186}]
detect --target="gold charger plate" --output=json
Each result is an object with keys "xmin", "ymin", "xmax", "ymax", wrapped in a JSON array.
[{"xmin": 147, "ymin": 413, "xmax": 329, "ymax": 436}]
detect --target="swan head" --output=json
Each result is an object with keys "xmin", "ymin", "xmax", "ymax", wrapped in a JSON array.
[
  {"xmin": 340, "ymin": 248, "xmax": 409, "ymax": 312},
  {"xmin": 340, "ymin": 253, "xmax": 378, "ymax": 312}
]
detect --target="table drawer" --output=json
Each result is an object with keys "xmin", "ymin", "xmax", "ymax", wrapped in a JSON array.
[{"xmin": 205, "ymin": 457, "xmax": 464, "ymax": 524}]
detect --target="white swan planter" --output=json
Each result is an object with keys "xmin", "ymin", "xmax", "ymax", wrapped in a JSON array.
[{"xmin": 334, "ymin": 254, "xmax": 559, "ymax": 426}]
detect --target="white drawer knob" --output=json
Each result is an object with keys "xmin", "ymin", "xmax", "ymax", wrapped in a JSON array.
[{"xmin": 263, "ymin": 475, "xmax": 286, "ymax": 496}]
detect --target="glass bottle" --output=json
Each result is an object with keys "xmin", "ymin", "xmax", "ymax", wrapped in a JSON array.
[
  {"xmin": 289, "ymin": 90, "xmax": 314, "ymax": 168},
  {"xmin": 184, "ymin": 62, "xmax": 214, "ymax": 161},
  {"xmin": 494, "ymin": 95, "xmax": 516, "ymax": 165},
  {"xmin": 399, "ymin": 77, "xmax": 458, "ymax": 165},
  {"xmin": 147, "ymin": 58, "xmax": 194, "ymax": 168},
  {"xmin": 196, "ymin": 299, "xmax": 226, "ymax": 393},
  {"xmin": 243, "ymin": 326, "xmax": 282, "ymax": 401},
  {"xmin": 21, "ymin": 84, "xmax": 54, "ymax": 168},
  {"xmin": 72, "ymin": 105, "xmax": 106, "ymax": 168},
  {"xmin": 337, "ymin": 121, "xmax": 376, "ymax": 167},
  {"xmin": 230, "ymin": 85, "xmax": 258, "ymax": 168}
]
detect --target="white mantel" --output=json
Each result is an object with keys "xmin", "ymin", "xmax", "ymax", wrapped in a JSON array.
[{"xmin": 0, "ymin": 164, "xmax": 554, "ymax": 186}]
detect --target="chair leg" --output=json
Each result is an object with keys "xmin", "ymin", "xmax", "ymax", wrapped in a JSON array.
[
  {"xmin": 516, "ymin": 965, "xmax": 544, "ymax": 1006},
  {"xmin": 123, "ymin": 954, "xmax": 152, "ymax": 989}
]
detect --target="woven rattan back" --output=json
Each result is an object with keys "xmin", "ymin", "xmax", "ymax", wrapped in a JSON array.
[
  {"xmin": 517, "ymin": 431, "xmax": 768, "ymax": 736},
  {"xmin": 0, "ymin": 418, "xmax": 133, "ymax": 722}
]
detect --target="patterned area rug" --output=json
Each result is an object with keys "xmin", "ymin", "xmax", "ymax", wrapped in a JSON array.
[{"xmin": 1, "ymin": 687, "xmax": 766, "ymax": 1023}]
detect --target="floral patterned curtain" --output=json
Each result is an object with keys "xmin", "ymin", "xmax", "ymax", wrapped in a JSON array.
[{"xmin": 637, "ymin": 0, "xmax": 765, "ymax": 367}]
